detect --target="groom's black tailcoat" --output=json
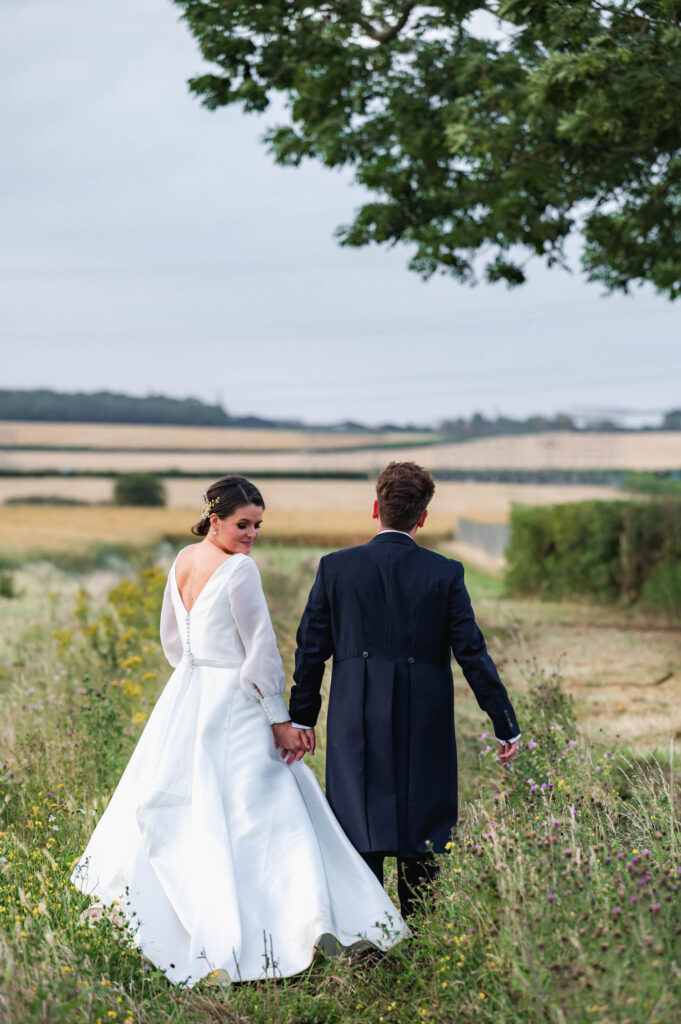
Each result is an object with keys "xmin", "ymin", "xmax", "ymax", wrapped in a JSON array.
[{"xmin": 289, "ymin": 532, "xmax": 520, "ymax": 858}]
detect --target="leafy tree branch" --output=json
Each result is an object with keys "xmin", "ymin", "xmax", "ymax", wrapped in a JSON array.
[{"xmin": 174, "ymin": 0, "xmax": 681, "ymax": 295}]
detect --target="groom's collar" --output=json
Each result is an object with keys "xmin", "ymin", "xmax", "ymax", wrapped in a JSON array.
[{"xmin": 369, "ymin": 530, "xmax": 417, "ymax": 546}]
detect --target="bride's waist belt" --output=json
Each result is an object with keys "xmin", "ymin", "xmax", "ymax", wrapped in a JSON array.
[{"xmin": 180, "ymin": 652, "xmax": 242, "ymax": 670}]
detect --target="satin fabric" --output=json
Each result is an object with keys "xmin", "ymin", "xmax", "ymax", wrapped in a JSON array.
[{"xmin": 71, "ymin": 552, "xmax": 409, "ymax": 986}]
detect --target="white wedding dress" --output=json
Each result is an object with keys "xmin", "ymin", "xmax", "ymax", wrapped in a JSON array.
[{"xmin": 70, "ymin": 549, "xmax": 408, "ymax": 986}]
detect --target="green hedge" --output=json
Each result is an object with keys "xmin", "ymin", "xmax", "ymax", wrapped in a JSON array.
[
  {"xmin": 113, "ymin": 472, "xmax": 166, "ymax": 507},
  {"xmin": 622, "ymin": 471, "xmax": 681, "ymax": 496},
  {"xmin": 506, "ymin": 498, "xmax": 681, "ymax": 614}
]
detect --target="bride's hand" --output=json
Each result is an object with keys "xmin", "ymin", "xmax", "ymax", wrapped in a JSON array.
[{"xmin": 272, "ymin": 722, "xmax": 308, "ymax": 765}]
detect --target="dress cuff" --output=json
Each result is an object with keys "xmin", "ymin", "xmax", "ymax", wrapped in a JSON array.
[{"xmin": 260, "ymin": 693, "xmax": 291, "ymax": 725}]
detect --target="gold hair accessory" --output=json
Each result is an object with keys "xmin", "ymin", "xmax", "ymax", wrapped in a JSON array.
[{"xmin": 200, "ymin": 493, "xmax": 221, "ymax": 519}]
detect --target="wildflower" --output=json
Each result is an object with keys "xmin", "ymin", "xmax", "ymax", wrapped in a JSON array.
[
  {"xmin": 131, "ymin": 712, "xmax": 148, "ymax": 727},
  {"xmin": 547, "ymin": 894, "xmax": 556, "ymax": 901},
  {"xmin": 121, "ymin": 656, "xmax": 143, "ymax": 670},
  {"xmin": 651, "ymin": 903, "xmax": 661, "ymax": 913}
]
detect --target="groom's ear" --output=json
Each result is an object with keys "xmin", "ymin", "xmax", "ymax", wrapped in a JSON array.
[
  {"xmin": 372, "ymin": 499, "xmax": 379, "ymax": 520},
  {"xmin": 416, "ymin": 508, "xmax": 428, "ymax": 528}
]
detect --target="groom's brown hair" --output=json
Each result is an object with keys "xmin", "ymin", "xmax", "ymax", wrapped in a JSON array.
[{"xmin": 376, "ymin": 461, "xmax": 435, "ymax": 532}]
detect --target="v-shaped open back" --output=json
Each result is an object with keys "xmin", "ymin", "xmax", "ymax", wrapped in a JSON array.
[{"xmin": 172, "ymin": 551, "xmax": 237, "ymax": 616}]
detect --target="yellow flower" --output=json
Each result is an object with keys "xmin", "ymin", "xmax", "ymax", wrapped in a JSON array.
[
  {"xmin": 131, "ymin": 712, "xmax": 148, "ymax": 727},
  {"xmin": 121, "ymin": 656, "xmax": 143, "ymax": 670},
  {"xmin": 445, "ymin": 841, "xmax": 454, "ymax": 851},
  {"xmin": 122, "ymin": 681, "xmax": 142, "ymax": 698},
  {"xmin": 140, "ymin": 672, "xmax": 157, "ymax": 682}
]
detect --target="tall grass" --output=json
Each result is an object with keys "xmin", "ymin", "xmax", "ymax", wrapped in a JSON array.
[{"xmin": 0, "ymin": 554, "xmax": 678, "ymax": 1023}]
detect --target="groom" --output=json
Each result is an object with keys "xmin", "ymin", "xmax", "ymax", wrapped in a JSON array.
[{"xmin": 288, "ymin": 461, "xmax": 520, "ymax": 917}]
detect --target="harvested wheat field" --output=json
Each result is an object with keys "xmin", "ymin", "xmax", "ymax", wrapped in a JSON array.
[
  {"xmin": 1, "ymin": 424, "xmax": 680, "ymax": 473},
  {"xmin": 481, "ymin": 592, "xmax": 681, "ymax": 753},
  {"xmin": 0, "ymin": 478, "xmax": 631, "ymax": 557},
  {"xmin": 0, "ymin": 420, "xmax": 430, "ymax": 452}
]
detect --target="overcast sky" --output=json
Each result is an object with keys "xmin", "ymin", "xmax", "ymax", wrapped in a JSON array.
[{"xmin": 1, "ymin": 0, "xmax": 679, "ymax": 427}]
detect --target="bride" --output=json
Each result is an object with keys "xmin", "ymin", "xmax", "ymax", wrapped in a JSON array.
[{"xmin": 71, "ymin": 475, "xmax": 409, "ymax": 986}]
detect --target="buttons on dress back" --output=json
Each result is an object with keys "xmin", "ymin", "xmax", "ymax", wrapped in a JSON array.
[{"xmin": 185, "ymin": 613, "xmax": 194, "ymax": 667}]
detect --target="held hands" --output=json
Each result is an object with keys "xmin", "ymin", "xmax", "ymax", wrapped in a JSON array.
[
  {"xmin": 497, "ymin": 738, "xmax": 520, "ymax": 765},
  {"xmin": 272, "ymin": 722, "xmax": 316, "ymax": 765}
]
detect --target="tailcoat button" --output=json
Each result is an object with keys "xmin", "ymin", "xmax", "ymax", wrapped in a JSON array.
[
  {"xmin": 362, "ymin": 651, "xmax": 369, "ymax": 658},
  {"xmin": 407, "ymin": 657, "xmax": 415, "ymax": 664}
]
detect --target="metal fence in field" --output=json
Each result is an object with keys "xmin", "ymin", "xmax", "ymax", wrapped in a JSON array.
[{"xmin": 456, "ymin": 518, "xmax": 510, "ymax": 558}]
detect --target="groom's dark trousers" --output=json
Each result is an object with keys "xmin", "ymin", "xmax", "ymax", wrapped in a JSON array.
[{"xmin": 289, "ymin": 532, "xmax": 520, "ymax": 916}]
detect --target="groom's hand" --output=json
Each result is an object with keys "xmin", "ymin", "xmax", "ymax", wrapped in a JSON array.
[
  {"xmin": 272, "ymin": 722, "xmax": 308, "ymax": 765},
  {"xmin": 498, "ymin": 738, "xmax": 520, "ymax": 765},
  {"xmin": 298, "ymin": 727, "xmax": 315, "ymax": 756}
]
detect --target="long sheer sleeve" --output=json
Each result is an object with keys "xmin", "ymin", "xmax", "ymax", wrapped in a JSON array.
[
  {"xmin": 160, "ymin": 577, "xmax": 183, "ymax": 667},
  {"xmin": 229, "ymin": 556, "xmax": 290, "ymax": 725}
]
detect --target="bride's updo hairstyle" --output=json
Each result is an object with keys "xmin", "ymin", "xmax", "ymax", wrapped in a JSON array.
[{"xmin": 191, "ymin": 475, "xmax": 265, "ymax": 537}]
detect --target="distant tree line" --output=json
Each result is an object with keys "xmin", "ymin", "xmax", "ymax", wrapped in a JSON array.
[
  {"xmin": 437, "ymin": 412, "xmax": 577, "ymax": 439},
  {"xmin": 438, "ymin": 410, "xmax": 681, "ymax": 438},
  {"xmin": 0, "ymin": 389, "xmax": 679, "ymax": 436},
  {"xmin": 0, "ymin": 390, "xmax": 299, "ymax": 428}
]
